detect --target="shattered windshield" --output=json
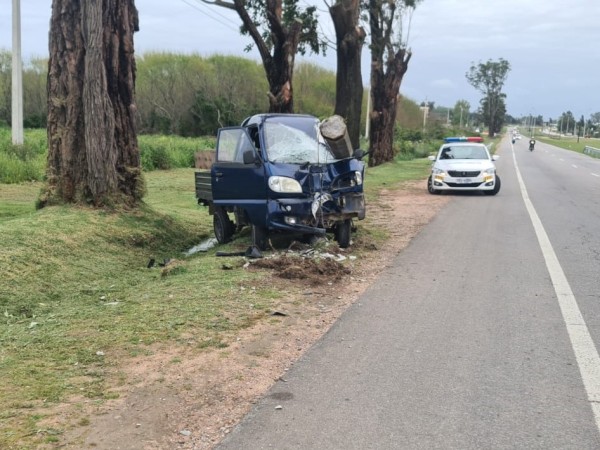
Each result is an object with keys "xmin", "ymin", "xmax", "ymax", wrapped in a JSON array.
[{"xmin": 263, "ymin": 117, "xmax": 338, "ymax": 164}]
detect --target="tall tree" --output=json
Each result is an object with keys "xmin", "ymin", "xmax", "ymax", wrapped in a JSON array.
[
  {"xmin": 479, "ymin": 93, "xmax": 506, "ymax": 135},
  {"xmin": 202, "ymin": 0, "xmax": 326, "ymax": 113},
  {"xmin": 328, "ymin": 0, "xmax": 366, "ymax": 150},
  {"xmin": 42, "ymin": 0, "xmax": 142, "ymax": 208},
  {"xmin": 465, "ymin": 58, "xmax": 510, "ymax": 138},
  {"xmin": 368, "ymin": 0, "xmax": 419, "ymax": 167},
  {"xmin": 452, "ymin": 99, "xmax": 470, "ymax": 128},
  {"xmin": 557, "ymin": 111, "xmax": 575, "ymax": 135},
  {"xmin": 0, "ymin": 50, "xmax": 11, "ymax": 124},
  {"xmin": 23, "ymin": 58, "xmax": 48, "ymax": 128}
]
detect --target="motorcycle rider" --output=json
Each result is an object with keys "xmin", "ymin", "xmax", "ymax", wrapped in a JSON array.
[{"xmin": 529, "ymin": 138, "xmax": 536, "ymax": 151}]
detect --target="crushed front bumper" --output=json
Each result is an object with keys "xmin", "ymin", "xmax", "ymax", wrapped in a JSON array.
[{"xmin": 267, "ymin": 192, "xmax": 366, "ymax": 235}]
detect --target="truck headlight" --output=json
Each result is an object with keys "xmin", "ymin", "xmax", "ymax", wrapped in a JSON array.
[
  {"xmin": 355, "ymin": 171, "xmax": 363, "ymax": 186},
  {"xmin": 268, "ymin": 176, "xmax": 302, "ymax": 193}
]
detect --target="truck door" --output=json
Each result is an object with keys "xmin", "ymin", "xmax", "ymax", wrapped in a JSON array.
[{"xmin": 211, "ymin": 127, "xmax": 268, "ymax": 227}]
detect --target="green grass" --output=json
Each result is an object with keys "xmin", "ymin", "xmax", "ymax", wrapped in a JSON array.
[
  {"xmin": 0, "ymin": 157, "xmax": 431, "ymax": 448},
  {"xmin": 0, "ymin": 183, "xmax": 39, "ymax": 220},
  {"xmin": 0, "ymin": 128, "xmax": 216, "ymax": 183},
  {"xmin": 536, "ymin": 135, "xmax": 600, "ymax": 154},
  {"xmin": 363, "ymin": 158, "xmax": 431, "ymax": 200}
]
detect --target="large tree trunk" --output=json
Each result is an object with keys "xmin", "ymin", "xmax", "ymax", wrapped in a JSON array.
[
  {"xmin": 368, "ymin": 47, "xmax": 411, "ymax": 167},
  {"xmin": 42, "ymin": 0, "xmax": 142, "ymax": 208},
  {"xmin": 230, "ymin": 0, "xmax": 300, "ymax": 114},
  {"xmin": 330, "ymin": 0, "xmax": 365, "ymax": 150},
  {"xmin": 265, "ymin": 37, "xmax": 298, "ymax": 113}
]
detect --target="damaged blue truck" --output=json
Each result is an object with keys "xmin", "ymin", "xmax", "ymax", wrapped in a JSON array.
[{"xmin": 195, "ymin": 114, "xmax": 367, "ymax": 250}]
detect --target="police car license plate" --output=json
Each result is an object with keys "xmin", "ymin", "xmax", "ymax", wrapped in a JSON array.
[{"xmin": 456, "ymin": 178, "xmax": 472, "ymax": 184}]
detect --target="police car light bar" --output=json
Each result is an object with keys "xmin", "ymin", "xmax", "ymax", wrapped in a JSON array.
[{"xmin": 444, "ymin": 136, "xmax": 483, "ymax": 143}]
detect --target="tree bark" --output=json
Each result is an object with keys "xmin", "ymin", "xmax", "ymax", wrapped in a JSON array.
[
  {"xmin": 230, "ymin": 0, "xmax": 301, "ymax": 113},
  {"xmin": 368, "ymin": 47, "xmax": 411, "ymax": 167},
  {"xmin": 329, "ymin": 0, "xmax": 365, "ymax": 150},
  {"xmin": 43, "ymin": 0, "xmax": 142, "ymax": 207}
]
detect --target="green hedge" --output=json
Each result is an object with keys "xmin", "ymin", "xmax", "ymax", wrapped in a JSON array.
[{"xmin": 0, "ymin": 128, "xmax": 216, "ymax": 183}]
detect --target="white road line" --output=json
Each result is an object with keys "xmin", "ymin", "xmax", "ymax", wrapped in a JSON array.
[
  {"xmin": 592, "ymin": 173, "xmax": 600, "ymax": 178},
  {"xmin": 573, "ymin": 165, "xmax": 579, "ymax": 169},
  {"xmin": 560, "ymin": 158, "xmax": 565, "ymax": 162},
  {"xmin": 512, "ymin": 147, "xmax": 600, "ymax": 433}
]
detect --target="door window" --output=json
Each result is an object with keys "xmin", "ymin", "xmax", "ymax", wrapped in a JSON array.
[{"xmin": 216, "ymin": 128, "xmax": 254, "ymax": 163}]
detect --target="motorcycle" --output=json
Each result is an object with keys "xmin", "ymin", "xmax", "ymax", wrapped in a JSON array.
[{"xmin": 529, "ymin": 139, "xmax": 535, "ymax": 151}]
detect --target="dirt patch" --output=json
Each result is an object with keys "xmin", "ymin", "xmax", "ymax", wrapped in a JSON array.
[
  {"xmin": 57, "ymin": 180, "xmax": 449, "ymax": 449},
  {"xmin": 250, "ymin": 254, "xmax": 351, "ymax": 284}
]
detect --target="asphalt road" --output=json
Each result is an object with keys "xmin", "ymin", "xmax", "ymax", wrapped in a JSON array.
[{"xmin": 218, "ymin": 137, "xmax": 600, "ymax": 449}]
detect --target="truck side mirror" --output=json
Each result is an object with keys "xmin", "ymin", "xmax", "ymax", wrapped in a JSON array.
[
  {"xmin": 353, "ymin": 149, "xmax": 369, "ymax": 160},
  {"xmin": 243, "ymin": 150, "xmax": 259, "ymax": 165}
]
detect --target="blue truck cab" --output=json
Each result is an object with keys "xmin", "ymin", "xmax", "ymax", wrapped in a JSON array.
[{"xmin": 195, "ymin": 114, "xmax": 366, "ymax": 249}]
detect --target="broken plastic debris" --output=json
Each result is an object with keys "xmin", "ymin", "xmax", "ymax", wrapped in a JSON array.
[{"xmin": 184, "ymin": 237, "xmax": 218, "ymax": 256}]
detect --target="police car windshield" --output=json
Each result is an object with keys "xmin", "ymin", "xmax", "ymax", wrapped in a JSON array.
[
  {"xmin": 263, "ymin": 117, "xmax": 338, "ymax": 164},
  {"xmin": 440, "ymin": 145, "xmax": 489, "ymax": 160}
]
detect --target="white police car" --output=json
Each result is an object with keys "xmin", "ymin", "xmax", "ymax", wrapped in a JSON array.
[{"xmin": 427, "ymin": 137, "xmax": 501, "ymax": 195}]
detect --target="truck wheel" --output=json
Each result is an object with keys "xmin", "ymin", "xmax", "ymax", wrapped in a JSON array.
[
  {"xmin": 213, "ymin": 208, "xmax": 235, "ymax": 243},
  {"xmin": 335, "ymin": 219, "xmax": 352, "ymax": 248},
  {"xmin": 251, "ymin": 225, "xmax": 269, "ymax": 250}
]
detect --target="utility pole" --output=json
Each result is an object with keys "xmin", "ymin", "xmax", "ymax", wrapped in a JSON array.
[
  {"xmin": 364, "ymin": 87, "xmax": 370, "ymax": 140},
  {"xmin": 12, "ymin": 0, "xmax": 24, "ymax": 145}
]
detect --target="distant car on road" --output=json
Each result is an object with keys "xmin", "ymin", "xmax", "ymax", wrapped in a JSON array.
[{"xmin": 427, "ymin": 137, "xmax": 501, "ymax": 196}]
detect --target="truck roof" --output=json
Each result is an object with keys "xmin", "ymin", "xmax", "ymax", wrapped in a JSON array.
[{"xmin": 241, "ymin": 113, "xmax": 317, "ymax": 127}]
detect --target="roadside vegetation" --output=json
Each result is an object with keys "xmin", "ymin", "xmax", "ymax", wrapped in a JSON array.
[
  {"xmin": 535, "ymin": 135, "xmax": 600, "ymax": 154},
  {"xmin": 1, "ymin": 48, "xmax": 478, "ymax": 447},
  {"xmin": 0, "ymin": 156, "xmax": 431, "ymax": 448}
]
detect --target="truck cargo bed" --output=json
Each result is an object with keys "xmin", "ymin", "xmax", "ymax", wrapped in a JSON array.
[{"xmin": 195, "ymin": 171, "xmax": 212, "ymax": 204}]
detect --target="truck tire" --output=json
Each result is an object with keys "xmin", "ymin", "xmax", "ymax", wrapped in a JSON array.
[
  {"xmin": 251, "ymin": 225, "xmax": 269, "ymax": 250},
  {"xmin": 213, "ymin": 208, "xmax": 235, "ymax": 244},
  {"xmin": 335, "ymin": 219, "xmax": 352, "ymax": 248}
]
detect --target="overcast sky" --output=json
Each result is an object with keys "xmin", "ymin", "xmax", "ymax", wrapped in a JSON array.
[{"xmin": 1, "ymin": 0, "xmax": 598, "ymax": 120}]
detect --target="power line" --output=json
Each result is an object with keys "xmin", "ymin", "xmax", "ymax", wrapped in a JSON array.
[
  {"xmin": 190, "ymin": 0, "xmax": 240, "ymax": 26},
  {"xmin": 179, "ymin": 0, "xmax": 239, "ymax": 33}
]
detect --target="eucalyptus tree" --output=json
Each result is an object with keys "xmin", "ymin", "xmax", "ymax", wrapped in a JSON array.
[
  {"xmin": 367, "ymin": 0, "xmax": 420, "ymax": 166},
  {"xmin": 0, "ymin": 50, "xmax": 11, "ymax": 124},
  {"xmin": 328, "ymin": 0, "xmax": 366, "ymax": 149},
  {"xmin": 23, "ymin": 58, "xmax": 47, "ymax": 128},
  {"xmin": 557, "ymin": 111, "xmax": 576, "ymax": 135},
  {"xmin": 42, "ymin": 0, "xmax": 142, "ymax": 208},
  {"xmin": 466, "ymin": 58, "xmax": 511, "ymax": 137},
  {"xmin": 201, "ymin": 0, "xmax": 326, "ymax": 113},
  {"xmin": 479, "ymin": 93, "xmax": 506, "ymax": 136},
  {"xmin": 452, "ymin": 100, "xmax": 470, "ymax": 128}
]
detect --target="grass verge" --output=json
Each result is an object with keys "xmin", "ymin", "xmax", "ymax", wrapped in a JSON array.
[
  {"xmin": 535, "ymin": 136, "xmax": 600, "ymax": 154},
  {"xmin": 0, "ymin": 158, "xmax": 431, "ymax": 448}
]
